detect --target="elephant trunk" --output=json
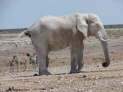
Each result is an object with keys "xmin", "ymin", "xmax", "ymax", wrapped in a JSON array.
[
  {"xmin": 101, "ymin": 40, "xmax": 110, "ymax": 67},
  {"xmin": 96, "ymin": 30, "xmax": 110, "ymax": 67}
]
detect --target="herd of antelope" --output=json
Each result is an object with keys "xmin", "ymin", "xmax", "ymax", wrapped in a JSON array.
[{"xmin": 8, "ymin": 52, "xmax": 38, "ymax": 73}]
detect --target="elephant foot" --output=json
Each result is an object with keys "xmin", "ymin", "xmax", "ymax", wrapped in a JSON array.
[
  {"xmin": 39, "ymin": 70, "xmax": 51, "ymax": 75},
  {"xmin": 102, "ymin": 62, "xmax": 110, "ymax": 67}
]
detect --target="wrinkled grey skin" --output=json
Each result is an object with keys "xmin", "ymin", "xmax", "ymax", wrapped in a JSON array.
[{"xmin": 19, "ymin": 13, "xmax": 110, "ymax": 75}]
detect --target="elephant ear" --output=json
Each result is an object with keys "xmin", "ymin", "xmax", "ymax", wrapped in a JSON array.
[{"xmin": 76, "ymin": 14, "xmax": 88, "ymax": 38}]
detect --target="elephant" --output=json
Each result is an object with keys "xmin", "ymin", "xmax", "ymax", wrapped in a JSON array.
[{"xmin": 19, "ymin": 13, "xmax": 110, "ymax": 75}]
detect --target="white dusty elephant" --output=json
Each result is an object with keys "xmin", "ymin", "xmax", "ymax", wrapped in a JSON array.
[{"xmin": 19, "ymin": 13, "xmax": 110, "ymax": 75}]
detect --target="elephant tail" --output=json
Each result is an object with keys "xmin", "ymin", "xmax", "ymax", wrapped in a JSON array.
[{"xmin": 18, "ymin": 30, "xmax": 30, "ymax": 38}]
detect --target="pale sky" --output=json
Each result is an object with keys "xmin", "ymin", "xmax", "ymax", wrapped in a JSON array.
[{"xmin": 0, "ymin": 0, "xmax": 123, "ymax": 29}]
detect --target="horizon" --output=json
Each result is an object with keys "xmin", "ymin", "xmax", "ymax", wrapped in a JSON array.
[{"xmin": 0, "ymin": 24, "xmax": 123, "ymax": 30}]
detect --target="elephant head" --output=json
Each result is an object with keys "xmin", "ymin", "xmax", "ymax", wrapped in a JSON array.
[{"xmin": 76, "ymin": 13, "xmax": 110, "ymax": 67}]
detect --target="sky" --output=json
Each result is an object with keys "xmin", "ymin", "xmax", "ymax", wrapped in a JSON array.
[{"xmin": 0, "ymin": 0, "xmax": 123, "ymax": 29}]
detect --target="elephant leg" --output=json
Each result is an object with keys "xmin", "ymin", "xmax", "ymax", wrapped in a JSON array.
[
  {"xmin": 46, "ymin": 56, "xmax": 49, "ymax": 68},
  {"xmin": 70, "ymin": 46, "xmax": 84, "ymax": 73},
  {"xmin": 71, "ymin": 45, "xmax": 84, "ymax": 73},
  {"xmin": 70, "ymin": 55, "xmax": 78, "ymax": 73},
  {"xmin": 36, "ymin": 46, "xmax": 50, "ymax": 75},
  {"xmin": 70, "ymin": 35, "xmax": 84, "ymax": 74},
  {"xmin": 38, "ymin": 55, "xmax": 50, "ymax": 75},
  {"xmin": 77, "ymin": 49, "xmax": 84, "ymax": 73},
  {"xmin": 77, "ymin": 41, "xmax": 84, "ymax": 72}
]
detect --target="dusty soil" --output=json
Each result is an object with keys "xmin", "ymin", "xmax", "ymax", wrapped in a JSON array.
[{"xmin": 0, "ymin": 29, "xmax": 123, "ymax": 92}]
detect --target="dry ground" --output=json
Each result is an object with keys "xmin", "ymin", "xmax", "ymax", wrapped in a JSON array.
[{"xmin": 0, "ymin": 28, "xmax": 123, "ymax": 92}]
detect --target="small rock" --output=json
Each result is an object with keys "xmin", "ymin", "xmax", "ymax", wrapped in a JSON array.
[
  {"xmin": 41, "ymin": 88, "xmax": 46, "ymax": 90},
  {"xmin": 33, "ymin": 73, "xmax": 38, "ymax": 76},
  {"xmin": 121, "ymin": 82, "xmax": 123, "ymax": 85},
  {"xmin": 83, "ymin": 75, "xmax": 87, "ymax": 78},
  {"xmin": 97, "ymin": 65, "xmax": 99, "ymax": 67},
  {"xmin": 33, "ymin": 81, "xmax": 40, "ymax": 83}
]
